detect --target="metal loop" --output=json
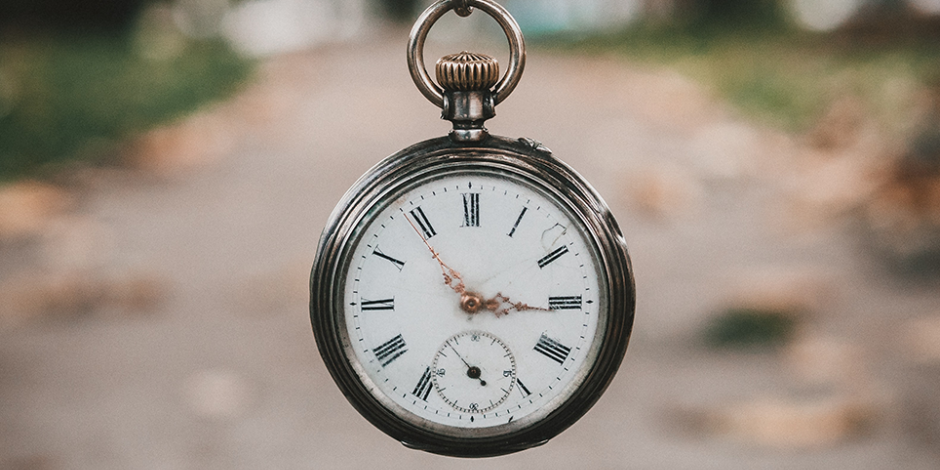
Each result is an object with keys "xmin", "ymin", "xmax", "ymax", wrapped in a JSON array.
[
  {"xmin": 454, "ymin": 0, "xmax": 473, "ymax": 17},
  {"xmin": 407, "ymin": 0, "xmax": 526, "ymax": 109}
]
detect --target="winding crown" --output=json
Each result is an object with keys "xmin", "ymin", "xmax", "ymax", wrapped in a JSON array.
[{"xmin": 435, "ymin": 52, "xmax": 500, "ymax": 92}]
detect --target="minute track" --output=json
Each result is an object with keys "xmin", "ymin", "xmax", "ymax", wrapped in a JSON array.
[{"xmin": 345, "ymin": 172, "xmax": 601, "ymax": 424}]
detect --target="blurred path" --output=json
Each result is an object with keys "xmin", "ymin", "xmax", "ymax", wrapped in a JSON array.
[{"xmin": 2, "ymin": 32, "xmax": 940, "ymax": 469}]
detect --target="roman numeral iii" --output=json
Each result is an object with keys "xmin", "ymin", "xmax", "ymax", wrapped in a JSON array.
[
  {"xmin": 534, "ymin": 334, "xmax": 571, "ymax": 364},
  {"xmin": 549, "ymin": 296, "xmax": 582, "ymax": 310},
  {"xmin": 373, "ymin": 334, "xmax": 407, "ymax": 367},
  {"xmin": 462, "ymin": 193, "xmax": 480, "ymax": 227}
]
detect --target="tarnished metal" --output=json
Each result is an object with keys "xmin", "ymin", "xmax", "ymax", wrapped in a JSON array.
[
  {"xmin": 442, "ymin": 90, "xmax": 495, "ymax": 142},
  {"xmin": 454, "ymin": 0, "xmax": 473, "ymax": 17},
  {"xmin": 310, "ymin": 136, "xmax": 635, "ymax": 458},
  {"xmin": 407, "ymin": 0, "xmax": 525, "ymax": 109},
  {"xmin": 436, "ymin": 52, "xmax": 499, "ymax": 92},
  {"xmin": 435, "ymin": 52, "xmax": 500, "ymax": 142},
  {"xmin": 460, "ymin": 292, "xmax": 484, "ymax": 313}
]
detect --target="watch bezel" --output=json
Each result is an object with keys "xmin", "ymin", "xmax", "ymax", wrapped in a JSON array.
[{"xmin": 310, "ymin": 135, "xmax": 635, "ymax": 457}]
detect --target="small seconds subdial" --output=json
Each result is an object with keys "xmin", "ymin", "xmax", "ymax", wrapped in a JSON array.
[{"xmin": 432, "ymin": 331, "xmax": 516, "ymax": 414}]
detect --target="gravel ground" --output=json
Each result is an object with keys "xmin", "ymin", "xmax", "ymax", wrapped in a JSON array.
[{"xmin": 2, "ymin": 32, "xmax": 939, "ymax": 469}]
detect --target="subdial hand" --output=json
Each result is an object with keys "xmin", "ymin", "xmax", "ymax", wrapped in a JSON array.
[{"xmin": 448, "ymin": 342, "xmax": 486, "ymax": 386}]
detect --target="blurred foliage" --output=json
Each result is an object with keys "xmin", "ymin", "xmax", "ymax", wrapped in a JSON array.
[
  {"xmin": 373, "ymin": 0, "xmax": 420, "ymax": 23},
  {"xmin": 702, "ymin": 308, "xmax": 798, "ymax": 349},
  {"xmin": 0, "ymin": 32, "xmax": 251, "ymax": 182},
  {"xmin": 671, "ymin": 0, "xmax": 786, "ymax": 28},
  {"xmin": 0, "ymin": 0, "xmax": 152, "ymax": 33},
  {"xmin": 546, "ymin": 12, "xmax": 940, "ymax": 132}
]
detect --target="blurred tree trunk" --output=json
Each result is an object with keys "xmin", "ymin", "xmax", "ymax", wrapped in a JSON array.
[
  {"xmin": 838, "ymin": 0, "xmax": 940, "ymax": 40},
  {"xmin": 374, "ymin": 0, "xmax": 419, "ymax": 23}
]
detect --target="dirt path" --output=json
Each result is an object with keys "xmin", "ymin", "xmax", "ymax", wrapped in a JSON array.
[{"xmin": 2, "ymin": 33, "xmax": 939, "ymax": 469}]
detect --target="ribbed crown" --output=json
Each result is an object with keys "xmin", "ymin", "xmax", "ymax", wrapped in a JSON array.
[{"xmin": 435, "ymin": 51, "xmax": 500, "ymax": 92}]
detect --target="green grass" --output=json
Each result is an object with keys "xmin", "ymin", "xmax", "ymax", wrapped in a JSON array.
[
  {"xmin": 702, "ymin": 307, "xmax": 798, "ymax": 350},
  {"xmin": 544, "ymin": 23, "xmax": 940, "ymax": 132},
  {"xmin": 0, "ymin": 32, "xmax": 252, "ymax": 182}
]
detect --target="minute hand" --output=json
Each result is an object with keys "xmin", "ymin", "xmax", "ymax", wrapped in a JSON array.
[
  {"xmin": 405, "ymin": 213, "xmax": 550, "ymax": 317},
  {"xmin": 406, "ymin": 213, "xmax": 466, "ymax": 295}
]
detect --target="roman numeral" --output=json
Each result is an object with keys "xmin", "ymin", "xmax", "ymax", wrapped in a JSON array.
[
  {"xmin": 508, "ymin": 207, "xmax": 528, "ymax": 237},
  {"xmin": 372, "ymin": 247, "xmax": 405, "ymax": 271},
  {"xmin": 360, "ymin": 298, "xmax": 394, "ymax": 311},
  {"xmin": 516, "ymin": 378, "xmax": 532, "ymax": 397},
  {"xmin": 534, "ymin": 334, "xmax": 571, "ymax": 364},
  {"xmin": 409, "ymin": 207, "xmax": 436, "ymax": 239},
  {"xmin": 373, "ymin": 334, "xmax": 407, "ymax": 367},
  {"xmin": 549, "ymin": 296, "xmax": 582, "ymax": 310},
  {"xmin": 537, "ymin": 245, "xmax": 569, "ymax": 269},
  {"xmin": 462, "ymin": 193, "xmax": 480, "ymax": 227},
  {"xmin": 413, "ymin": 366, "xmax": 433, "ymax": 401}
]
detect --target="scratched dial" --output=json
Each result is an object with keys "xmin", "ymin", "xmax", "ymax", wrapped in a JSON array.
[{"xmin": 343, "ymin": 170, "xmax": 604, "ymax": 429}]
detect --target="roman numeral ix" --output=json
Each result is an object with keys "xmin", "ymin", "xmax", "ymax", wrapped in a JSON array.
[
  {"xmin": 360, "ymin": 298, "xmax": 394, "ymax": 311},
  {"xmin": 534, "ymin": 334, "xmax": 571, "ymax": 365},
  {"xmin": 537, "ymin": 245, "xmax": 569, "ymax": 269},
  {"xmin": 373, "ymin": 334, "xmax": 407, "ymax": 367}
]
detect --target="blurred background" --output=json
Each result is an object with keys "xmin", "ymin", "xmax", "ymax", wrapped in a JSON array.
[{"xmin": 2, "ymin": 0, "xmax": 940, "ymax": 468}]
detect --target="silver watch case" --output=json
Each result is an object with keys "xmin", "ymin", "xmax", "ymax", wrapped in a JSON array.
[{"xmin": 310, "ymin": 135, "xmax": 635, "ymax": 457}]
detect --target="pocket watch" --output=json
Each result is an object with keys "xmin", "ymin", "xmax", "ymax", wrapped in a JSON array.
[{"xmin": 310, "ymin": 0, "xmax": 635, "ymax": 458}]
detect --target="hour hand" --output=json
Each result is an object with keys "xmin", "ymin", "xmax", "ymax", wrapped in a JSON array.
[
  {"xmin": 458, "ymin": 291, "xmax": 549, "ymax": 317},
  {"xmin": 485, "ymin": 293, "xmax": 550, "ymax": 317}
]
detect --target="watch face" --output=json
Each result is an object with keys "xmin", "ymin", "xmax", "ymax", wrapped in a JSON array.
[
  {"xmin": 312, "ymin": 139, "xmax": 634, "ymax": 456},
  {"xmin": 340, "ymin": 167, "xmax": 607, "ymax": 434}
]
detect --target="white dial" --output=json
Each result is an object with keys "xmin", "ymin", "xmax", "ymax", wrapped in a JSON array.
[{"xmin": 342, "ymin": 170, "xmax": 605, "ymax": 430}]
